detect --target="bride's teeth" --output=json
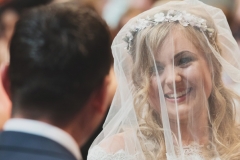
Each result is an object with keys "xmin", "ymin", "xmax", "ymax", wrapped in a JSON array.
[{"xmin": 167, "ymin": 89, "xmax": 190, "ymax": 98}]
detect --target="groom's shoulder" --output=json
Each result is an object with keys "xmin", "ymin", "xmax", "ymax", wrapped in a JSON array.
[{"xmin": 0, "ymin": 131, "xmax": 77, "ymax": 160}]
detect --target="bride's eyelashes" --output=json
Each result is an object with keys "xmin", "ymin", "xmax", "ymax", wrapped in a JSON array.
[
  {"xmin": 156, "ymin": 65, "xmax": 164, "ymax": 74},
  {"xmin": 150, "ymin": 65, "xmax": 164, "ymax": 75},
  {"xmin": 176, "ymin": 56, "xmax": 194, "ymax": 67},
  {"xmin": 174, "ymin": 51, "xmax": 196, "ymax": 68}
]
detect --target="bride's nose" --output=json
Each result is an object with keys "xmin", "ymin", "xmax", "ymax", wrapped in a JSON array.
[{"xmin": 164, "ymin": 68, "xmax": 182, "ymax": 87}]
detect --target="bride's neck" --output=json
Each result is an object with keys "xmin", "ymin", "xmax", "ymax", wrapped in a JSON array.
[{"xmin": 169, "ymin": 112, "xmax": 209, "ymax": 146}]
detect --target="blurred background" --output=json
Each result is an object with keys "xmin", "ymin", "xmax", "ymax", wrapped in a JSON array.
[{"xmin": 0, "ymin": 0, "xmax": 239, "ymax": 159}]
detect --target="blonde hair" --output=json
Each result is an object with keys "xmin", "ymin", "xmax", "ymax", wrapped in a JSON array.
[{"xmin": 130, "ymin": 11, "xmax": 240, "ymax": 159}]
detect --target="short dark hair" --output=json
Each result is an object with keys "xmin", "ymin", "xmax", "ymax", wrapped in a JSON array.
[{"xmin": 9, "ymin": 4, "xmax": 112, "ymax": 127}]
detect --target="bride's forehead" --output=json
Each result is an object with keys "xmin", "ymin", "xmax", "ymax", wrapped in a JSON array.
[{"xmin": 153, "ymin": 32, "xmax": 196, "ymax": 54}]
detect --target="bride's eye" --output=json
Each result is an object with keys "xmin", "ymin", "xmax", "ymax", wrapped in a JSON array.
[
  {"xmin": 177, "ymin": 56, "xmax": 193, "ymax": 67},
  {"xmin": 150, "ymin": 65, "xmax": 164, "ymax": 75}
]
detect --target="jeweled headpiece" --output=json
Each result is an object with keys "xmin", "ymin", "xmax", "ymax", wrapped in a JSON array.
[{"xmin": 123, "ymin": 10, "xmax": 214, "ymax": 51}]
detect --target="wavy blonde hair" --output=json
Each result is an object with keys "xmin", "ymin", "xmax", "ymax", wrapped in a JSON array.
[{"xmin": 130, "ymin": 11, "xmax": 240, "ymax": 159}]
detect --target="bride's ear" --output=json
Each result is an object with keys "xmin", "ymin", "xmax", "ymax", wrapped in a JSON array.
[{"xmin": 0, "ymin": 63, "xmax": 10, "ymax": 99}]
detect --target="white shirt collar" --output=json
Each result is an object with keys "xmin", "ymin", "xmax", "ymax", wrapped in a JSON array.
[{"xmin": 4, "ymin": 118, "xmax": 82, "ymax": 160}]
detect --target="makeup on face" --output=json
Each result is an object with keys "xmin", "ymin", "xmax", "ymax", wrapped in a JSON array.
[{"xmin": 148, "ymin": 30, "xmax": 212, "ymax": 120}]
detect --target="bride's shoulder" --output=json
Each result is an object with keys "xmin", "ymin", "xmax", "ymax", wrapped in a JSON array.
[
  {"xmin": 88, "ymin": 133, "xmax": 134, "ymax": 160},
  {"xmin": 99, "ymin": 132, "xmax": 126, "ymax": 153}
]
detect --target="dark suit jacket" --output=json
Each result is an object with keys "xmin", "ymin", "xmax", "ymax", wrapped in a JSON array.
[{"xmin": 0, "ymin": 131, "xmax": 77, "ymax": 160}]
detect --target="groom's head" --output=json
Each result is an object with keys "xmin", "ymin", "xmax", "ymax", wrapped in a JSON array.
[{"xmin": 1, "ymin": 3, "xmax": 112, "ymax": 140}]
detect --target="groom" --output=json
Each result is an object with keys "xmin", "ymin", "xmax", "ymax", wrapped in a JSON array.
[{"xmin": 0, "ymin": 3, "xmax": 112, "ymax": 160}]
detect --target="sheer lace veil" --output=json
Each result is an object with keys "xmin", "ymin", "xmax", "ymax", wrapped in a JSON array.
[{"xmin": 88, "ymin": 0, "xmax": 240, "ymax": 159}]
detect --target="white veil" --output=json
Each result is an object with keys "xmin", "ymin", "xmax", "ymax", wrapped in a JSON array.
[{"xmin": 88, "ymin": 0, "xmax": 240, "ymax": 159}]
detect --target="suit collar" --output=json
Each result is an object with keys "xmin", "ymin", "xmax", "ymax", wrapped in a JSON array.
[{"xmin": 4, "ymin": 118, "xmax": 82, "ymax": 160}]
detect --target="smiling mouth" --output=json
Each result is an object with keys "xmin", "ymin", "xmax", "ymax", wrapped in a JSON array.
[{"xmin": 164, "ymin": 88, "xmax": 192, "ymax": 99}]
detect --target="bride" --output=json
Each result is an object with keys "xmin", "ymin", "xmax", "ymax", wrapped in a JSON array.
[{"xmin": 88, "ymin": 0, "xmax": 240, "ymax": 159}]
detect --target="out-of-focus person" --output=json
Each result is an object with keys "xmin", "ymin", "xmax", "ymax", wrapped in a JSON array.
[
  {"xmin": 0, "ymin": 10, "xmax": 17, "ymax": 64},
  {"xmin": 232, "ymin": 0, "xmax": 240, "ymax": 47},
  {"xmin": 82, "ymin": 0, "xmax": 108, "ymax": 15},
  {"xmin": 0, "ymin": 3, "xmax": 112, "ymax": 160},
  {"xmin": 102, "ymin": 0, "xmax": 157, "ymax": 39},
  {"xmin": 0, "ymin": 0, "xmax": 53, "ymax": 63}
]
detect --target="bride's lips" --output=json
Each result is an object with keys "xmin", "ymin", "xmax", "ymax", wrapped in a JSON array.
[{"xmin": 164, "ymin": 88, "xmax": 192, "ymax": 103}]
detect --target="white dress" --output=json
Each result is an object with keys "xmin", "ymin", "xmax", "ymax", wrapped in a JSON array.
[
  {"xmin": 87, "ymin": 143, "xmax": 221, "ymax": 160},
  {"xmin": 88, "ymin": 146, "xmax": 135, "ymax": 160}
]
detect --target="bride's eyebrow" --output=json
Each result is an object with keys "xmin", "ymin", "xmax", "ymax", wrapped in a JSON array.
[{"xmin": 174, "ymin": 51, "xmax": 195, "ymax": 59}]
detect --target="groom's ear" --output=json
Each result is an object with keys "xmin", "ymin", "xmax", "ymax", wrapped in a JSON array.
[
  {"xmin": 91, "ymin": 75, "xmax": 110, "ymax": 114},
  {"xmin": 0, "ymin": 64, "xmax": 10, "ymax": 99}
]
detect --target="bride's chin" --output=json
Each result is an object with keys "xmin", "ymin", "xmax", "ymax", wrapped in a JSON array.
[
  {"xmin": 150, "ymin": 105, "xmax": 193, "ymax": 121},
  {"xmin": 166, "ymin": 105, "xmax": 193, "ymax": 120}
]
